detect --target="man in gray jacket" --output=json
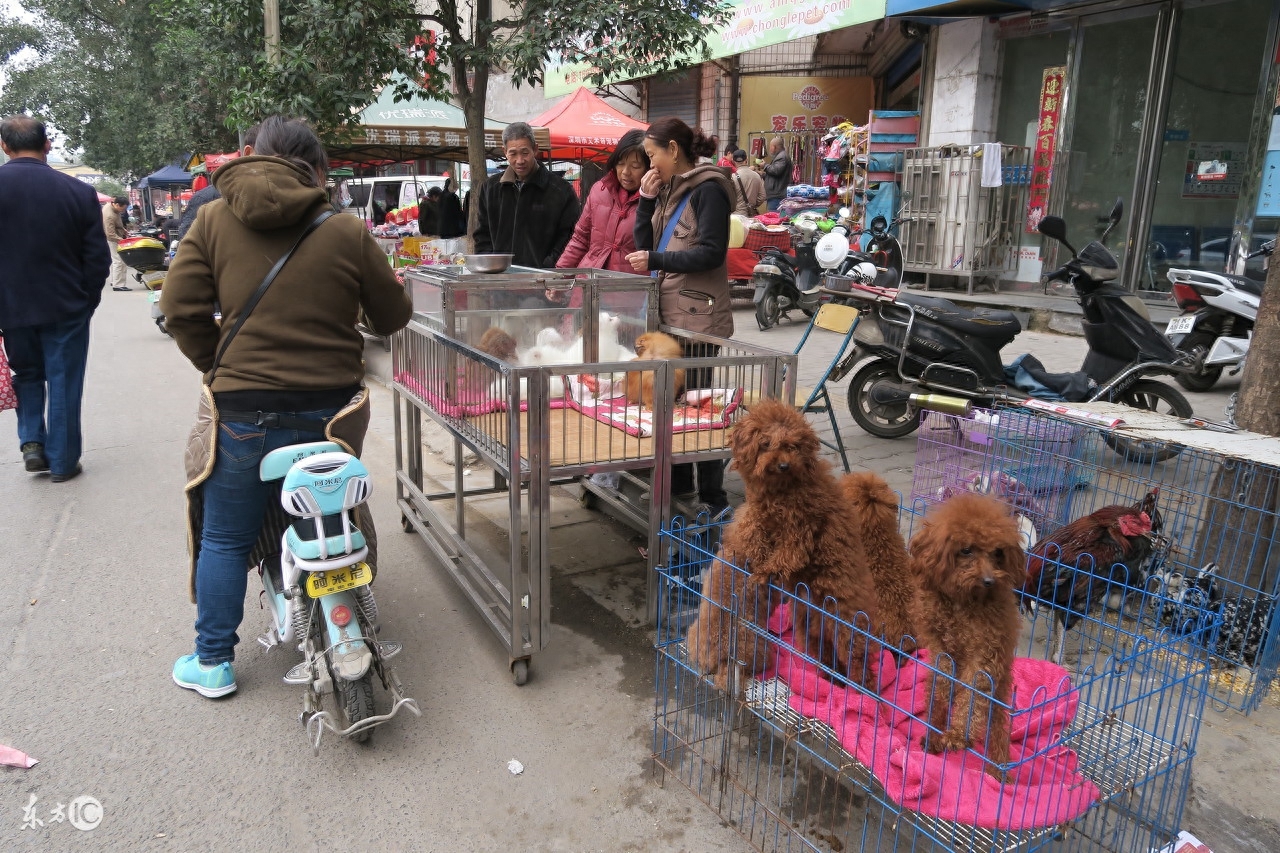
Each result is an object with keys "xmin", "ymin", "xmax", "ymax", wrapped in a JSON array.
[
  {"xmin": 102, "ymin": 195, "xmax": 130, "ymax": 290},
  {"xmin": 762, "ymin": 136, "xmax": 792, "ymax": 212}
]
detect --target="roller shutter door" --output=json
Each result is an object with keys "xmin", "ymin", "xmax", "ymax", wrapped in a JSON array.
[{"xmin": 648, "ymin": 71, "xmax": 699, "ymax": 126}]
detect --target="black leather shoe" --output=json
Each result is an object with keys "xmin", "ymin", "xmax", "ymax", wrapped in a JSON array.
[
  {"xmin": 50, "ymin": 463, "xmax": 83, "ymax": 483},
  {"xmin": 21, "ymin": 442, "xmax": 49, "ymax": 473}
]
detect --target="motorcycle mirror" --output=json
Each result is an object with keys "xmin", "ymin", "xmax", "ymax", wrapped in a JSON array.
[
  {"xmin": 1098, "ymin": 197, "xmax": 1125, "ymax": 245},
  {"xmin": 1036, "ymin": 215, "xmax": 1077, "ymax": 255},
  {"xmin": 838, "ymin": 206, "xmax": 852, "ymax": 219}
]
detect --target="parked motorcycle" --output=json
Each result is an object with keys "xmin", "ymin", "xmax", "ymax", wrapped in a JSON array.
[
  {"xmin": 117, "ymin": 234, "xmax": 174, "ymax": 335},
  {"xmin": 752, "ymin": 213, "xmax": 829, "ymax": 330},
  {"xmin": 827, "ymin": 199, "xmax": 1193, "ymax": 463},
  {"xmin": 1164, "ymin": 239, "xmax": 1271, "ymax": 391},
  {"xmin": 818, "ymin": 208, "xmax": 909, "ymax": 288},
  {"xmin": 257, "ymin": 440, "xmax": 420, "ymax": 752}
]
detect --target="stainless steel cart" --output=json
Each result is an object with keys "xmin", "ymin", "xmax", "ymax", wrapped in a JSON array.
[{"xmin": 392, "ymin": 266, "xmax": 794, "ymax": 683}]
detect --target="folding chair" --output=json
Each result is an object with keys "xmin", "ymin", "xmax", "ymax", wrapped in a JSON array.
[{"xmin": 744, "ymin": 302, "xmax": 861, "ymax": 472}]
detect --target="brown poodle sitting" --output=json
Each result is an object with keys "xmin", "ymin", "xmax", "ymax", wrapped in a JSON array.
[
  {"xmin": 687, "ymin": 399, "xmax": 882, "ymax": 690},
  {"xmin": 909, "ymin": 493, "xmax": 1026, "ymax": 781},
  {"xmin": 841, "ymin": 471, "xmax": 916, "ymax": 655}
]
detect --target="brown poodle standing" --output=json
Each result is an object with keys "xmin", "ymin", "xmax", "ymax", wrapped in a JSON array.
[
  {"xmin": 909, "ymin": 493, "xmax": 1026, "ymax": 781},
  {"xmin": 841, "ymin": 472, "xmax": 916, "ymax": 655},
  {"xmin": 687, "ymin": 399, "xmax": 882, "ymax": 690}
]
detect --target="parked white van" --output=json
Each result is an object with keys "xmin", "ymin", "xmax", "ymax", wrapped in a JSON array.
[{"xmin": 334, "ymin": 175, "xmax": 471, "ymax": 225}]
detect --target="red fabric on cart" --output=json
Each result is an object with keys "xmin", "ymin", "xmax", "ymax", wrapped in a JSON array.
[
  {"xmin": 762, "ymin": 604, "xmax": 1100, "ymax": 831},
  {"xmin": 727, "ymin": 248, "xmax": 761, "ymax": 281}
]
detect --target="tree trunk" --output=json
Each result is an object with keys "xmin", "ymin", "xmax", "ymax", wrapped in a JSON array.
[
  {"xmin": 1235, "ymin": 252, "xmax": 1280, "ymax": 435},
  {"xmin": 455, "ymin": 0, "xmax": 491, "ymax": 249}
]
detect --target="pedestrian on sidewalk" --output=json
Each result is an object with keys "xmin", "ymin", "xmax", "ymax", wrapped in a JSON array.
[
  {"xmin": 0, "ymin": 115, "xmax": 110, "ymax": 482},
  {"xmin": 102, "ymin": 195, "xmax": 130, "ymax": 291},
  {"xmin": 730, "ymin": 149, "xmax": 766, "ymax": 217},
  {"xmin": 626, "ymin": 116, "xmax": 735, "ymax": 516},
  {"xmin": 160, "ymin": 115, "xmax": 412, "ymax": 699},
  {"xmin": 763, "ymin": 136, "xmax": 792, "ymax": 212}
]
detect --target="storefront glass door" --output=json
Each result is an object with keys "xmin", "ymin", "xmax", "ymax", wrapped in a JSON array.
[
  {"xmin": 1140, "ymin": 0, "xmax": 1275, "ymax": 292},
  {"xmin": 1058, "ymin": 9, "xmax": 1160, "ymax": 280}
]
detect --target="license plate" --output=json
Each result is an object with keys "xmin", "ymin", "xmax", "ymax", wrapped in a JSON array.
[
  {"xmin": 1166, "ymin": 315, "xmax": 1196, "ymax": 335},
  {"xmin": 305, "ymin": 562, "xmax": 372, "ymax": 598}
]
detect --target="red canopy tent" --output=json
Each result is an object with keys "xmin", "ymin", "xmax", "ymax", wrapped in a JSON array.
[{"xmin": 530, "ymin": 88, "xmax": 647, "ymax": 163}]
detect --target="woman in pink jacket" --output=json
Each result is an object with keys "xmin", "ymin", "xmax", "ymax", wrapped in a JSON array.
[{"xmin": 554, "ymin": 131, "xmax": 650, "ymax": 319}]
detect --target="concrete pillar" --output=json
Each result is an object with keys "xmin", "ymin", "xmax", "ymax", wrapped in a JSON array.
[{"xmin": 925, "ymin": 18, "xmax": 1001, "ymax": 147}]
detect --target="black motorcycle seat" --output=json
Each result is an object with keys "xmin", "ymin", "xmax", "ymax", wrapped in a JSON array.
[
  {"xmin": 895, "ymin": 292, "xmax": 1022, "ymax": 338},
  {"xmin": 766, "ymin": 251, "xmax": 796, "ymax": 269}
]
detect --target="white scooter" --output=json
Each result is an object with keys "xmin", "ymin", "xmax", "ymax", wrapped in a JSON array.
[
  {"xmin": 257, "ymin": 441, "xmax": 420, "ymax": 752},
  {"xmin": 1164, "ymin": 239, "xmax": 1271, "ymax": 391}
]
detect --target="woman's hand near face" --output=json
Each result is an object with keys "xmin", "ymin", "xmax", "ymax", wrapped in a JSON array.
[
  {"xmin": 625, "ymin": 250, "xmax": 649, "ymax": 272},
  {"xmin": 640, "ymin": 169, "xmax": 663, "ymax": 197}
]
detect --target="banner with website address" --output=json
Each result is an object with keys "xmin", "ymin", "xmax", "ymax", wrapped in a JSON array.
[{"xmin": 543, "ymin": 0, "xmax": 887, "ymax": 98}]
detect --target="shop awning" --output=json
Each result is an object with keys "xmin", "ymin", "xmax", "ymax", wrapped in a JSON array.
[
  {"xmin": 326, "ymin": 75, "xmax": 548, "ymax": 165},
  {"xmin": 886, "ymin": 0, "xmax": 1067, "ymax": 16},
  {"xmin": 137, "ymin": 165, "xmax": 193, "ymax": 189},
  {"xmin": 529, "ymin": 88, "xmax": 647, "ymax": 163}
]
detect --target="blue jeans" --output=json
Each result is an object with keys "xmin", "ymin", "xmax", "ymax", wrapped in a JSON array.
[
  {"xmin": 194, "ymin": 409, "xmax": 340, "ymax": 664},
  {"xmin": 767, "ymin": 197, "xmax": 783, "ymax": 212},
  {"xmin": 4, "ymin": 309, "xmax": 93, "ymax": 476}
]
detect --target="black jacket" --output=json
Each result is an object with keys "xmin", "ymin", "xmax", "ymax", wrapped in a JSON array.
[
  {"xmin": 417, "ymin": 199, "xmax": 440, "ymax": 237},
  {"xmin": 0, "ymin": 157, "xmax": 110, "ymax": 328},
  {"xmin": 437, "ymin": 190, "xmax": 466, "ymax": 238},
  {"xmin": 472, "ymin": 163, "xmax": 580, "ymax": 268}
]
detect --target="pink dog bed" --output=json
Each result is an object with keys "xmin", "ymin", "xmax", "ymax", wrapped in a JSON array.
[{"xmin": 760, "ymin": 604, "xmax": 1100, "ymax": 831}]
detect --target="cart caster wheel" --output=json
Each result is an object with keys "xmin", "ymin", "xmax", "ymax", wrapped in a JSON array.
[
  {"xmin": 512, "ymin": 659, "xmax": 530, "ymax": 686},
  {"xmin": 400, "ymin": 514, "xmax": 414, "ymax": 533},
  {"xmin": 578, "ymin": 489, "xmax": 598, "ymax": 510}
]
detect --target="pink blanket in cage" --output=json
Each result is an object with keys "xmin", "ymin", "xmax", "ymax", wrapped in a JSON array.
[
  {"xmin": 565, "ymin": 374, "xmax": 742, "ymax": 437},
  {"xmin": 763, "ymin": 605, "xmax": 1100, "ymax": 831},
  {"xmin": 394, "ymin": 371, "xmax": 569, "ymax": 416}
]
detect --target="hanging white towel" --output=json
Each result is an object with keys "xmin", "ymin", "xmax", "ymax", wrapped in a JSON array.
[{"xmin": 981, "ymin": 143, "xmax": 1003, "ymax": 188}]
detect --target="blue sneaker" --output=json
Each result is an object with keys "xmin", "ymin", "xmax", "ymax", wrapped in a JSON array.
[{"xmin": 172, "ymin": 654, "xmax": 237, "ymax": 698}]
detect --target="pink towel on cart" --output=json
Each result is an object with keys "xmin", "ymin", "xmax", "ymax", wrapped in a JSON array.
[
  {"xmin": 566, "ymin": 377, "xmax": 742, "ymax": 437},
  {"xmin": 763, "ymin": 605, "xmax": 1100, "ymax": 831},
  {"xmin": 394, "ymin": 371, "xmax": 568, "ymax": 416}
]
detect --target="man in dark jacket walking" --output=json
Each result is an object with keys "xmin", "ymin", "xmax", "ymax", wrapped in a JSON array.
[
  {"xmin": 473, "ymin": 122, "xmax": 579, "ymax": 273},
  {"xmin": 0, "ymin": 115, "xmax": 111, "ymax": 481}
]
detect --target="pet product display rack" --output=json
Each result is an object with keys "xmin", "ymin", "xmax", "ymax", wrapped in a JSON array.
[
  {"xmin": 392, "ymin": 267, "xmax": 794, "ymax": 684},
  {"xmin": 655, "ymin": 501, "xmax": 1218, "ymax": 853}
]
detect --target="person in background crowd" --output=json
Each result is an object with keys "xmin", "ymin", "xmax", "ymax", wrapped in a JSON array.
[
  {"xmin": 436, "ymin": 178, "xmax": 466, "ymax": 239},
  {"xmin": 417, "ymin": 186, "xmax": 442, "ymax": 237},
  {"xmin": 160, "ymin": 115, "xmax": 412, "ymax": 699},
  {"xmin": 717, "ymin": 144, "xmax": 736, "ymax": 171},
  {"xmin": 626, "ymin": 116, "xmax": 734, "ymax": 517},
  {"xmin": 556, "ymin": 129, "xmax": 650, "ymax": 274},
  {"xmin": 0, "ymin": 114, "xmax": 110, "ymax": 483},
  {"xmin": 730, "ymin": 149, "xmax": 766, "ymax": 217},
  {"xmin": 102, "ymin": 195, "xmax": 130, "ymax": 290},
  {"xmin": 763, "ymin": 136, "xmax": 792, "ymax": 212},
  {"xmin": 473, "ymin": 121, "xmax": 580, "ymax": 271}
]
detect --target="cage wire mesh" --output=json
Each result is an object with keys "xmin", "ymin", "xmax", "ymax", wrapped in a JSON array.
[
  {"xmin": 910, "ymin": 406, "xmax": 1280, "ymax": 712},
  {"xmin": 655, "ymin": 501, "xmax": 1219, "ymax": 853}
]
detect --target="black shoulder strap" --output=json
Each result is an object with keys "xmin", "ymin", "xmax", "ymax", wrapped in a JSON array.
[{"xmin": 208, "ymin": 209, "xmax": 335, "ymax": 381}]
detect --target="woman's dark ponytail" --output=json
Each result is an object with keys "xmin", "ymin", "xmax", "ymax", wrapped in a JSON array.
[{"xmin": 689, "ymin": 129, "xmax": 719, "ymax": 160}]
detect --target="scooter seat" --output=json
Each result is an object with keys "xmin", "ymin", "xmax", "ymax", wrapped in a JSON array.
[
  {"xmin": 896, "ymin": 292, "xmax": 1022, "ymax": 339},
  {"xmin": 769, "ymin": 252, "xmax": 797, "ymax": 269}
]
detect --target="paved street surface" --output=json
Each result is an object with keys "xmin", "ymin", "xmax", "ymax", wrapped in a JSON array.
[{"xmin": 2, "ymin": 289, "xmax": 1277, "ymax": 851}]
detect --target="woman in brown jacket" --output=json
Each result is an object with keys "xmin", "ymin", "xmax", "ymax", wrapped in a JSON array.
[
  {"xmin": 161, "ymin": 116, "xmax": 412, "ymax": 698},
  {"xmin": 627, "ymin": 117, "xmax": 734, "ymax": 515}
]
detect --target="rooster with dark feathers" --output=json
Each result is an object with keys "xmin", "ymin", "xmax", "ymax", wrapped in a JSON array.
[{"xmin": 1022, "ymin": 489, "xmax": 1163, "ymax": 664}]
